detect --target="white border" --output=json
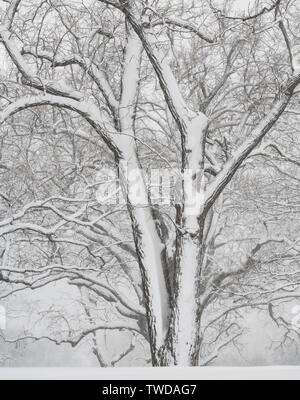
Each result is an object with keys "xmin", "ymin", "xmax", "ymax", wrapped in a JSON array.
[{"xmin": 0, "ymin": 367, "xmax": 299, "ymax": 380}]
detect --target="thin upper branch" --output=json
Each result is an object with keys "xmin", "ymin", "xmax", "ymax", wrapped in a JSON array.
[
  {"xmin": 212, "ymin": 0, "xmax": 282, "ymax": 22},
  {"xmin": 1, "ymin": 0, "xmax": 21, "ymax": 29},
  {"xmin": 151, "ymin": 18, "xmax": 214, "ymax": 43}
]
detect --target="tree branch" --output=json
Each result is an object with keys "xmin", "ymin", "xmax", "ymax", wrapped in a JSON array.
[
  {"xmin": 0, "ymin": 94, "xmax": 121, "ymax": 156},
  {"xmin": 204, "ymin": 73, "xmax": 300, "ymax": 213},
  {"xmin": 0, "ymin": 24, "xmax": 84, "ymax": 101},
  {"xmin": 151, "ymin": 18, "xmax": 214, "ymax": 43},
  {"xmin": 1, "ymin": 0, "xmax": 21, "ymax": 29},
  {"xmin": 99, "ymin": 0, "xmax": 193, "ymax": 138},
  {"xmin": 2, "ymin": 320, "xmax": 141, "ymax": 348},
  {"xmin": 21, "ymin": 48, "xmax": 119, "ymax": 114}
]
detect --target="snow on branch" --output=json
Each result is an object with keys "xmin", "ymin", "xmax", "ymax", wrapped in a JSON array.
[
  {"xmin": 108, "ymin": 2, "xmax": 194, "ymax": 137},
  {"xmin": 0, "ymin": 24, "xmax": 84, "ymax": 101},
  {"xmin": 211, "ymin": 0, "xmax": 282, "ymax": 22},
  {"xmin": 151, "ymin": 18, "xmax": 214, "ymax": 43},
  {"xmin": 2, "ymin": 319, "xmax": 141, "ymax": 349},
  {"xmin": 67, "ymin": 273, "xmax": 145, "ymax": 317},
  {"xmin": 21, "ymin": 48, "xmax": 119, "ymax": 114},
  {"xmin": 204, "ymin": 73, "xmax": 300, "ymax": 213},
  {"xmin": 0, "ymin": 94, "xmax": 121, "ymax": 156},
  {"xmin": 0, "ymin": 264, "xmax": 144, "ymax": 320}
]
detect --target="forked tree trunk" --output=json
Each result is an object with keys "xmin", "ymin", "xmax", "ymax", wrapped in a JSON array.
[{"xmin": 151, "ymin": 115, "xmax": 209, "ymax": 367}]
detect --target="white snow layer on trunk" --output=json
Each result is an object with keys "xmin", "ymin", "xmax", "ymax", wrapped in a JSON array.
[
  {"xmin": 174, "ymin": 236, "xmax": 201, "ymax": 365},
  {"xmin": 171, "ymin": 113, "xmax": 208, "ymax": 365},
  {"xmin": 118, "ymin": 145, "xmax": 170, "ymax": 346},
  {"xmin": 186, "ymin": 114, "xmax": 208, "ymax": 171},
  {"xmin": 116, "ymin": 32, "xmax": 170, "ymax": 350},
  {"xmin": 183, "ymin": 114, "xmax": 208, "ymax": 227}
]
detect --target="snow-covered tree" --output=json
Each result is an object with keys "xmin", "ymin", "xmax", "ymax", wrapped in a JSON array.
[{"xmin": 1, "ymin": 0, "xmax": 300, "ymax": 367}]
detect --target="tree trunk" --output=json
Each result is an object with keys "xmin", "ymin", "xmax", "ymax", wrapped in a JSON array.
[
  {"xmin": 171, "ymin": 235, "xmax": 204, "ymax": 366},
  {"xmin": 153, "ymin": 115, "xmax": 209, "ymax": 367},
  {"xmin": 118, "ymin": 151, "xmax": 170, "ymax": 364},
  {"xmin": 116, "ymin": 30, "xmax": 171, "ymax": 364}
]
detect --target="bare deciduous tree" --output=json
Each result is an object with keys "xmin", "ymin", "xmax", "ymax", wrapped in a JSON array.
[{"xmin": 1, "ymin": 0, "xmax": 300, "ymax": 367}]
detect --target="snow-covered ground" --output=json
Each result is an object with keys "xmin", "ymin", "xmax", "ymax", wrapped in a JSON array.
[{"xmin": 0, "ymin": 366, "xmax": 300, "ymax": 380}]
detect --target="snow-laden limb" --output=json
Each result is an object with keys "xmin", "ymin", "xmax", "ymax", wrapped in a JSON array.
[
  {"xmin": 108, "ymin": 1, "xmax": 195, "ymax": 138},
  {"xmin": 1, "ymin": 266, "xmax": 143, "ymax": 359},
  {"xmin": 0, "ymin": 272, "xmax": 74, "ymax": 300},
  {"xmin": 0, "ymin": 262, "xmax": 145, "ymax": 321},
  {"xmin": 0, "ymin": 196, "xmax": 88, "ymax": 236},
  {"xmin": 67, "ymin": 273, "xmax": 145, "ymax": 317},
  {"xmin": 204, "ymin": 73, "xmax": 300, "ymax": 213},
  {"xmin": 77, "ymin": 226, "xmax": 142, "ymax": 302},
  {"xmin": 0, "ymin": 24, "xmax": 84, "ymax": 101},
  {"xmin": 4, "ymin": 271, "xmax": 143, "ymax": 322},
  {"xmin": 152, "ymin": 18, "xmax": 214, "ymax": 43},
  {"xmin": 0, "ymin": 220, "xmax": 69, "ymax": 237},
  {"xmin": 21, "ymin": 48, "xmax": 119, "ymax": 114},
  {"xmin": 252, "ymin": 141, "xmax": 300, "ymax": 168},
  {"xmin": 199, "ymin": 236, "xmax": 300, "ymax": 338},
  {"xmin": 70, "ymin": 279, "xmax": 144, "ymax": 321},
  {"xmin": 0, "ymin": 194, "xmax": 136, "ymax": 265},
  {"xmin": 0, "ymin": 197, "xmax": 89, "ymax": 228},
  {"xmin": 0, "ymin": 94, "xmax": 121, "ymax": 156},
  {"xmin": 211, "ymin": 0, "xmax": 282, "ymax": 22}
]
